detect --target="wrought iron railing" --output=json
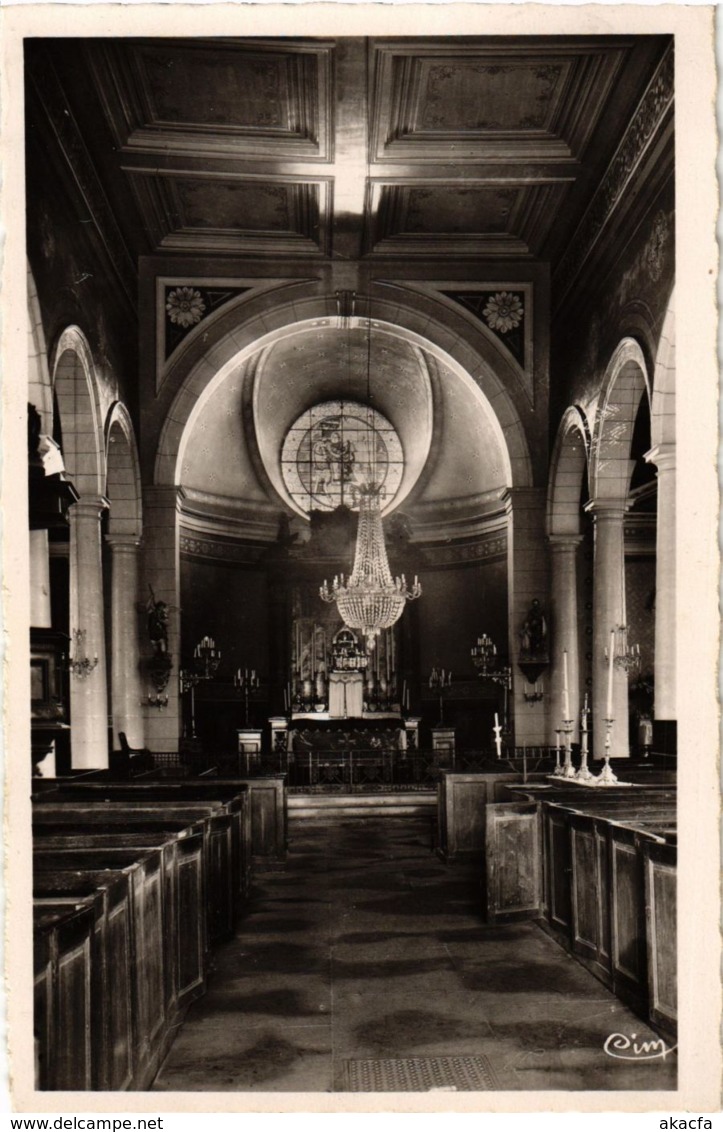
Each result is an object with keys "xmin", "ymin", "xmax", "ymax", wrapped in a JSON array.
[{"xmin": 147, "ymin": 746, "xmax": 559, "ymax": 788}]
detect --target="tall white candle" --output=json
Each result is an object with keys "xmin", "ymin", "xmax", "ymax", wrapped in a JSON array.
[
  {"xmin": 562, "ymin": 650, "xmax": 570, "ymax": 720},
  {"xmin": 606, "ymin": 630, "xmax": 615, "ymax": 717}
]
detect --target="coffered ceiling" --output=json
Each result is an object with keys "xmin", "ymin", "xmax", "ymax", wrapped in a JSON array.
[{"xmin": 38, "ymin": 34, "xmax": 668, "ymax": 265}]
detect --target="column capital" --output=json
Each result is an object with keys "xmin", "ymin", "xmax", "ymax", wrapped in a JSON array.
[
  {"xmin": 583, "ymin": 498, "xmax": 629, "ymax": 522},
  {"xmin": 644, "ymin": 443, "xmax": 676, "ymax": 472},
  {"xmin": 501, "ymin": 487, "xmax": 547, "ymax": 513},
  {"xmin": 70, "ymin": 495, "xmax": 110, "ymax": 521},
  {"xmin": 144, "ymin": 485, "xmax": 187, "ymax": 510},
  {"xmin": 105, "ymin": 533, "xmax": 143, "ymax": 553},
  {"xmin": 547, "ymin": 533, "xmax": 584, "ymax": 550}
]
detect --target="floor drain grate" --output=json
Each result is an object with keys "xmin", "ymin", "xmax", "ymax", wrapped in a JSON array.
[{"xmin": 340, "ymin": 1055, "xmax": 498, "ymax": 1092}]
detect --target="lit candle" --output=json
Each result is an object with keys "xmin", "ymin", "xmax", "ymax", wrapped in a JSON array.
[
  {"xmin": 606, "ymin": 629, "xmax": 615, "ymax": 717},
  {"xmin": 562, "ymin": 650, "xmax": 570, "ymax": 721}
]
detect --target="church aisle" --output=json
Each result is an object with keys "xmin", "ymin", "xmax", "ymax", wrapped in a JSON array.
[{"xmin": 153, "ymin": 816, "xmax": 677, "ymax": 1093}]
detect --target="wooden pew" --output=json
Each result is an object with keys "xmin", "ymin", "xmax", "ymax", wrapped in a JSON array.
[
  {"xmin": 36, "ymin": 782, "xmax": 251, "ymax": 900},
  {"xmin": 33, "ymin": 901, "xmax": 96, "ymax": 1090},
  {"xmin": 437, "ymin": 772, "xmax": 528, "ymax": 862},
  {"xmin": 139, "ymin": 774, "xmax": 287, "ymax": 862},
  {"xmin": 33, "ymin": 801, "xmax": 236, "ymax": 943},
  {"xmin": 485, "ymin": 788, "xmax": 677, "ymax": 1039},
  {"xmin": 33, "ymin": 870, "xmax": 136, "ymax": 1090},
  {"xmin": 34, "ymin": 831, "xmax": 206, "ymax": 1016}
]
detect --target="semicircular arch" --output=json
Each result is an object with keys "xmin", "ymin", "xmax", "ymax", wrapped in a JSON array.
[
  {"xmin": 547, "ymin": 406, "xmax": 591, "ymax": 537},
  {"xmin": 105, "ymin": 401, "xmax": 142, "ymax": 538},
  {"xmin": 51, "ymin": 325, "xmax": 105, "ymax": 498},
  {"xmin": 590, "ymin": 337, "xmax": 651, "ymax": 506},
  {"xmin": 154, "ymin": 284, "xmax": 533, "ymax": 492}
]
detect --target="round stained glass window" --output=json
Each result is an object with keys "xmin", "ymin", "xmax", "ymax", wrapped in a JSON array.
[{"xmin": 281, "ymin": 400, "xmax": 404, "ymax": 514}]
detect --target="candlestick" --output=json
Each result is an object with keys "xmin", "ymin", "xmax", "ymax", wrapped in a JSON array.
[
  {"xmin": 562, "ymin": 650, "xmax": 570, "ymax": 721},
  {"xmin": 594, "ymin": 717, "xmax": 618, "ymax": 785},
  {"xmin": 606, "ymin": 629, "xmax": 615, "ymax": 717},
  {"xmin": 561, "ymin": 719, "xmax": 576, "ymax": 778},
  {"xmin": 575, "ymin": 690, "xmax": 592, "ymax": 779},
  {"xmin": 493, "ymin": 712, "xmax": 502, "ymax": 759},
  {"xmin": 553, "ymin": 729, "xmax": 562, "ymax": 776}
]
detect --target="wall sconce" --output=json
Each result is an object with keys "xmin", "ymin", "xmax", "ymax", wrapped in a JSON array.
[
  {"xmin": 146, "ymin": 652, "xmax": 173, "ymax": 710},
  {"xmin": 523, "ymin": 681, "xmax": 544, "ymax": 704},
  {"xmin": 68, "ymin": 629, "xmax": 98, "ymax": 679}
]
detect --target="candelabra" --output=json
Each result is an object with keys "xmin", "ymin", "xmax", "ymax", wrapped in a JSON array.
[
  {"xmin": 606, "ymin": 625, "xmax": 641, "ymax": 673},
  {"xmin": 471, "ymin": 634, "xmax": 512, "ymax": 740},
  {"xmin": 235, "ymin": 667, "xmax": 260, "ymax": 727},
  {"xmin": 429, "ymin": 667, "xmax": 452, "ymax": 724},
  {"xmin": 180, "ymin": 636, "xmax": 221, "ymax": 739},
  {"xmin": 68, "ymin": 629, "xmax": 98, "ymax": 680},
  {"xmin": 523, "ymin": 682, "xmax": 544, "ymax": 703}
]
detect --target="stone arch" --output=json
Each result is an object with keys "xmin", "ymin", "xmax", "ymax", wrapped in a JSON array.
[
  {"xmin": 105, "ymin": 402, "xmax": 142, "ymax": 538},
  {"xmin": 154, "ymin": 283, "xmax": 533, "ymax": 491},
  {"xmin": 590, "ymin": 337, "xmax": 651, "ymax": 506},
  {"xmin": 52, "ymin": 326, "xmax": 105, "ymax": 498},
  {"xmin": 651, "ymin": 289, "xmax": 675, "ymax": 450},
  {"xmin": 547, "ymin": 406, "xmax": 591, "ymax": 537},
  {"xmin": 27, "ymin": 264, "xmax": 53, "ymax": 431}
]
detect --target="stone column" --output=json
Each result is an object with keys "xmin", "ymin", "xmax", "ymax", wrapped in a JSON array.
[
  {"xmin": 587, "ymin": 500, "xmax": 629, "ymax": 759},
  {"xmin": 29, "ymin": 530, "xmax": 52, "ymax": 627},
  {"xmin": 69, "ymin": 497, "xmax": 110, "ymax": 769},
  {"xmin": 505, "ymin": 488, "xmax": 549, "ymax": 746},
  {"xmin": 106, "ymin": 533, "xmax": 144, "ymax": 749},
  {"xmin": 142, "ymin": 486, "xmax": 184, "ymax": 752},
  {"xmin": 645, "ymin": 443, "xmax": 676, "ymax": 722},
  {"xmin": 548, "ymin": 534, "xmax": 583, "ymax": 744}
]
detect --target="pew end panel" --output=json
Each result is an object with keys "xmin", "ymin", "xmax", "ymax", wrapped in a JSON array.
[
  {"xmin": 643, "ymin": 838, "xmax": 677, "ymax": 1040},
  {"xmin": 33, "ymin": 902, "xmax": 95, "ymax": 1091},
  {"xmin": 485, "ymin": 802, "xmax": 543, "ymax": 923}
]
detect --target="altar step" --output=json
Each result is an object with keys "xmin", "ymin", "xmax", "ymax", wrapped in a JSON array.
[{"xmin": 288, "ymin": 791, "xmax": 437, "ymax": 820}]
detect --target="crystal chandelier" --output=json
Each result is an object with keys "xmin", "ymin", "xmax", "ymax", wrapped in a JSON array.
[{"xmin": 320, "ymin": 482, "xmax": 421, "ymax": 651}]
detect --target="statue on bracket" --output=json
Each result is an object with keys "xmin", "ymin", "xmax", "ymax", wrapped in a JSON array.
[
  {"xmin": 518, "ymin": 598, "xmax": 549, "ymax": 687},
  {"xmin": 519, "ymin": 599, "xmax": 547, "ymax": 658}
]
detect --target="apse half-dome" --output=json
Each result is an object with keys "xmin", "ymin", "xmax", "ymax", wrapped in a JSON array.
[
  {"xmin": 281, "ymin": 400, "xmax": 404, "ymax": 514},
  {"xmin": 252, "ymin": 322, "xmax": 434, "ymax": 519}
]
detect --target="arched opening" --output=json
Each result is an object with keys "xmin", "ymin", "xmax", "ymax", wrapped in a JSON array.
[
  {"xmin": 105, "ymin": 404, "xmax": 144, "ymax": 748},
  {"xmin": 52, "ymin": 328, "xmax": 109, "ymax": 769},
  {"xmin": 589, "ymin": 339, "xmax": 652, "ymax": 759},
  {"xmin": 546, "ymin": 407, "xmax": 591, "ymax": 744},
  {"xmin": 151, "ymin": 298, "xmax": 531, "ymax": 755}
]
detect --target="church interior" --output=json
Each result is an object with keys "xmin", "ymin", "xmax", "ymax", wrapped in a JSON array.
[{"xmin": 24, "ymin": 33, "xmax": 682, "ymax": 1095}]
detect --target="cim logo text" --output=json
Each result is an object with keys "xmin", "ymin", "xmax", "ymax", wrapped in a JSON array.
[{"xmin": 603, "ymin": 1031, "xmax": 677, "ymax": 1061}]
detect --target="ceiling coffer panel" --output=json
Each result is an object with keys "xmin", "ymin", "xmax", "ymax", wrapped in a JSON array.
[
  {"xmin": 124, "ymin": 172, "xmax": 328, "ymax": 254},
  {"xmin": 371, "ymin": 39, "xmax": 629, "ymax": 163},
  {"xmin": 87, "ymin": 38, "xmax": 333, "ymax": 160}
]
